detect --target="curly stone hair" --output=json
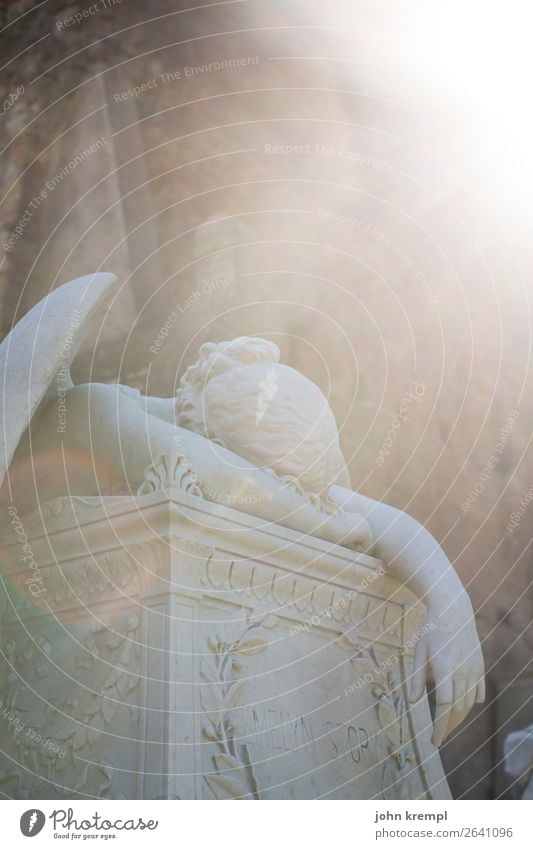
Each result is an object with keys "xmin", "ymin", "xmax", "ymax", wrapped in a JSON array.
[{"xmin": 175, "ymin": 337, "xmax": 347, "ymax": 494}]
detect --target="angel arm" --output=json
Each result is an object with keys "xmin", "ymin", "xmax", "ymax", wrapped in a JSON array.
[
  {"xmin": 63, "ymin": 383, "xmax": 372, "ymax": 550},
  {"xmin": 330, "ymin": 485, "xmax": 485, "ymax": 746},
  {"xmin": 0, "ymin": 273, "xmax": 118, "ymax": 493}
]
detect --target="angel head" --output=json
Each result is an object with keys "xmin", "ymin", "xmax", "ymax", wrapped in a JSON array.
[{"xmin": 175, "ymin": 336, "xmax": 347, "ymax": 494}]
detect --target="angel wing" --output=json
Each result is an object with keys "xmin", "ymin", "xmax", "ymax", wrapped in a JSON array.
[{"xmin": 0, "ymin": 272, "xmax": 118, "ymax": 492}]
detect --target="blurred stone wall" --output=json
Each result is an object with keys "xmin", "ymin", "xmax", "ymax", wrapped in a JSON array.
[{"xmin": 1, "ymin": 0, "xmax": 532, "ymax": 798}]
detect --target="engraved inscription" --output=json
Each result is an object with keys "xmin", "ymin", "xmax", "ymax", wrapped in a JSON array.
[{"xmin": 239, "ymin": 707, "xmax": 375, "ymax": 765}]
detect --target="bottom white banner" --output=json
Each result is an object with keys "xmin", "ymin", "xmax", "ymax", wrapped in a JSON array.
[{"xmin": 0, "ymin": 800, "xmax": 530, "ymax": 848}]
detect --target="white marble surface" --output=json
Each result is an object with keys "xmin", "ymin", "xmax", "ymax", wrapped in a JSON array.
[
  {"xmin": 504, "ymin": 725, "xmax": 533, "ymax": 798},
  {"xmin": 0, "ymin": 275, "xmax": 485, "ymax": 775},
  {"xmin": 0, "ymin": 488, "xmax": 450, "ymax": 800}
]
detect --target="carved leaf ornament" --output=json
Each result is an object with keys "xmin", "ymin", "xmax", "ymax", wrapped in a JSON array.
[{"xmin": 200, "ymin": 611, "xmax": 278, "ymax": 799}]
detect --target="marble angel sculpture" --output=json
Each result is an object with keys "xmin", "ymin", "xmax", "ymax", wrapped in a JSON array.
[{"xmin": 0, "ymin": 273, "xmax": 485, "ymax": 748}]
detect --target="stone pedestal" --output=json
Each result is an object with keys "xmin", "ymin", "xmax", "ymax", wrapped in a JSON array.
[{"xmin": 0, "ymin": 489, "xmax": 451, "ymax": 800}]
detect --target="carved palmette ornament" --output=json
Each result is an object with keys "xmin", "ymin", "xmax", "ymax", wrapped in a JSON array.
[
  {"xmin": 200, "ymin": 611, "xmax": 279, "ymax": 800},
  {"xmin": 137, "ymin": 448, "xmax": 204, "ymax": 497}
]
